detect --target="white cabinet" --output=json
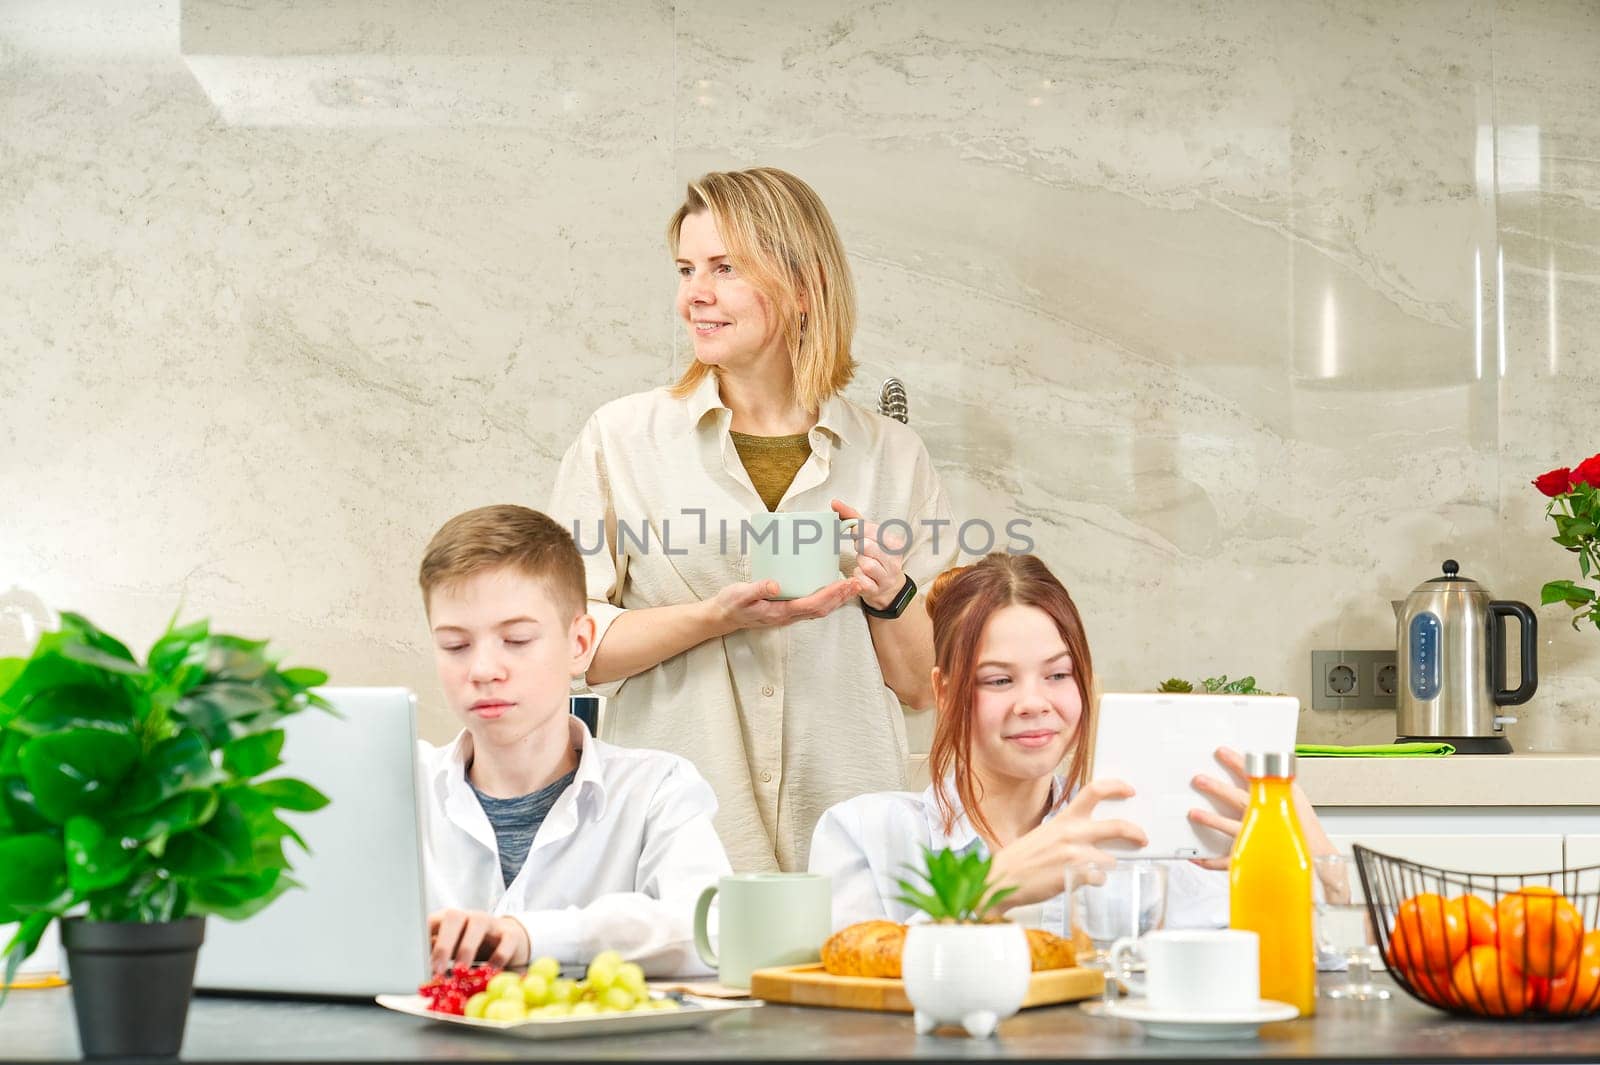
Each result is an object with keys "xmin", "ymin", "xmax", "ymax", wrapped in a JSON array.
[
  {"xmin": 1566, "ymin": 834, "xmax": 1600, "ymax": 869},
  {"xmin": 1325, "ymin": 832, "xmax": 1565, "ymax": 875}
]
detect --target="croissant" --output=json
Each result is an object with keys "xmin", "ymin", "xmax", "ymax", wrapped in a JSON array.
[
  {"xmin": 819, "ymin": 921, "xmax": 1080, "ymax": 977},
  {"xmin": 1024, "ymin": 927, "xmax": 1078, "ymax": 972}
]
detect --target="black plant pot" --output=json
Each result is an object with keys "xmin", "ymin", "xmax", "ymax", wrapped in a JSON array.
[{"xmin": 60, "ymin": 916, "xmax": 206, "ymax": 1059}]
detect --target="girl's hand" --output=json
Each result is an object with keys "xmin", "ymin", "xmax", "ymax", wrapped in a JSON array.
[
  {"xmin": 831, "ymin": 499, "xmax": 906, "ymax": 613},
  {"xmin": 987, "ymin": 779, "xmax": 1149, "ymax": 910},
  {"xmin": 1187, "ymin": 746, "xmax": 1338, "ymax": 870}
]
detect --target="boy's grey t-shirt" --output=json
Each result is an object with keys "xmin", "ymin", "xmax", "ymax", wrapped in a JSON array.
[{"xmin": 468, "ymin": 769, "xmax": 579, "ymax": 887}]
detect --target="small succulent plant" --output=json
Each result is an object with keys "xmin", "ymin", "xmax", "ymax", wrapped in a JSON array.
[
  {"xmin": 894, "ymin": 846, "xmax": 1016, "ymax": 924},
  {"xmin": 1157, "ymin": 675, "xmax": 1280, "ymax": 696}
]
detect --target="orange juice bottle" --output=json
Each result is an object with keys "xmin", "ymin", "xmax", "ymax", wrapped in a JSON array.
[{"xmin": 1229, "ymin": 751, "xmax": 1315, "ymax": 1016}]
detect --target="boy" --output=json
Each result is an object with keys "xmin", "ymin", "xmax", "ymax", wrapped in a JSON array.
[{"xmin": 416, "ymin": 504, "xmax": 730, "ymax": 976}]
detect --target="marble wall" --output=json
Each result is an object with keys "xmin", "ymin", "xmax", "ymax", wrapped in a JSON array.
[{"xmin": 2, "ymin": 0, "xmax": 1596, "ymax": 755}]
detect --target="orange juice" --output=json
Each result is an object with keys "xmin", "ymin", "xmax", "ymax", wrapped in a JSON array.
[{"xmin": 1229, "ymin": 751, "xmax": 1315, "ymax": 1016}]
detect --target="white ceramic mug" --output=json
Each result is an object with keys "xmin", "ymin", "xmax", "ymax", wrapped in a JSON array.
[
  {"xmin": 747, "ymin": 512, "xmax": 859, "ymax": 600},
  {"xmin": 692, "ymin": 873, "xmax": 832, "ymax": 990},
  {"xmin": 1110, "ymin": 929, "xmax": 1260, "ymax": 1013}
]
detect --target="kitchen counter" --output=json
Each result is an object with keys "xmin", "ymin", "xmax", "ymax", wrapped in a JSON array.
[
  {"xmin": 1299, "ymin": 752, "xmax": 1600, "ymax": 807},
  {"xmin": 4, "ymin": 978, "xmax": 1600, "ymax": 1063}
]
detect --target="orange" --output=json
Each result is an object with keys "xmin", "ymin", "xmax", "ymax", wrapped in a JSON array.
[
  {"xmin": 1390, "ymin": 893, "xmax": 1463, "ymax": 972},
  {"xmin": 1544, "ymin": 930, "xmax": 1600, "ymax": 1015},
  {"xmin": 1452, "ymin": 944, "xmax": 1531, "ymax": 1017},
  {"xmin": 1496, "ymin": 886, "xmax": 1584, "ymax": 978},
  {"xmin": 1405, "ymin": 963, "xmax": 1460, "ymax": 1008},
  {"xmin": 1447, "ymin": 895, "xmax": 1497, "ymax": 956}
]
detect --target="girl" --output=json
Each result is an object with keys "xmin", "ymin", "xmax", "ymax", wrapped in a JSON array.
[{"xmin": 809, "ymin": 553, "xmax": 1335, "ymax": 933}]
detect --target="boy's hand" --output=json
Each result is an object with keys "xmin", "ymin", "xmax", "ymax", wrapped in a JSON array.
[{"xmin": 427, "ymin": 909, "xmax": 530, "ymax": 974}]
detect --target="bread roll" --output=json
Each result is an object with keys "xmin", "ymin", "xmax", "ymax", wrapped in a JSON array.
[
  {"xmin": 819, "ymin": 921, "xmax": 1081, "ymax": 976},
  {"xmin": 820, "ymin": 920, "xmax": 905, "ymax": 978}
]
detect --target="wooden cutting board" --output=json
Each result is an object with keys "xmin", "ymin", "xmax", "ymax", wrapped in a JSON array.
[{"xmin": 748, "ymin": 963, "xmax": 1103, "ymax": 1013}]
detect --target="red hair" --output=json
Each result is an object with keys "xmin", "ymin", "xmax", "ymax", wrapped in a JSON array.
[{"xmin": 924, "ymin": 553, "xmax": 1096, "ymax": 844}]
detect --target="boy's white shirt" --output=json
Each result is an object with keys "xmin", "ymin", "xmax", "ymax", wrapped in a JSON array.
[
  {"xmin": 807, "ymin": 776, "xmax": 1230, "ymax": 934},
  {"xmin": 417, "ymin": 716, "xmax": 730, "ymax": 977}
]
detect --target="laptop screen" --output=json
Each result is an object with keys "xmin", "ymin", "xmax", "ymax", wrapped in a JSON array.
[{"xmin": 194, "ymin": 687, "xmax": 431, "ymax": 998}]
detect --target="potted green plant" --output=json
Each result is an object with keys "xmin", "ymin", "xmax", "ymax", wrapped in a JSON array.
[
  {"xmin": 0, "ymin": 611, "xmax": 331, "ymax": 1058},
  {"xmin": 896, "ymin": 847, "xmax": 1028, "ymax": 1038}
]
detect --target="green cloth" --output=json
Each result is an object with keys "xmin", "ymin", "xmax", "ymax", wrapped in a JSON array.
[{"xmin": 1294, "ymin": 742, "xmax": 1455, "ymax": 757}]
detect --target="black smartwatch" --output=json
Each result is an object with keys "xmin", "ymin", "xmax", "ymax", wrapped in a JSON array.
[{"xmin": 861, "ymin": 574, "xmax": 917, "ymax": 620}]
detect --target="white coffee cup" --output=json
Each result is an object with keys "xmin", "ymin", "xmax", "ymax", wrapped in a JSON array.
[
  {"xmin": 1110, "ymin": 929, "xmax": 1260, "ymax": 1013},
  {"xmin": 747, "ymin": 512, "xmax": 860, "ymax": 600}
]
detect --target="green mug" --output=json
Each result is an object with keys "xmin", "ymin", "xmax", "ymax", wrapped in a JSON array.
[
  {"xmin": 693, "ymin": 872, "xmax": 832, "ymax": 990},
  {"xmin": 747, "ymin": 512, "xmax": 860, "ymax": 600}
]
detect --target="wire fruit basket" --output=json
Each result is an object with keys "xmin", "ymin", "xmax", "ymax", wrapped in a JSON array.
[{"xmin": 1353, "ymin": 845, "xmax": 1600, "ymax": 1019}]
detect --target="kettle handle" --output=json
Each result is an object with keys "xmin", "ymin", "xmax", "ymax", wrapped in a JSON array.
[{"xmin": 1489, "ymin": 601, "xmax": 1538, "ymax": 707}]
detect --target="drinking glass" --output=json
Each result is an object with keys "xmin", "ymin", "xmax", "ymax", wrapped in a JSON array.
[
  {"xmin": 1314, "ymin": 853, "xmax": 1390, "ymax": 1001},
  {"xmin": 1067, "ymin": 859, "xmax": 1167, "ymax": 998}
]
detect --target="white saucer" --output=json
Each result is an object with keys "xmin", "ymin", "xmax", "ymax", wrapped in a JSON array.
[{"xmin": 1084, "ymin": 997, "xmax": 1299, "ymax": 1041}]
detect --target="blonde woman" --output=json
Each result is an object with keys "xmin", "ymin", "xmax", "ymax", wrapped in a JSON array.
[{"xmin": 550, "ymin": 168, "xmax": 958, "ymax": 872}]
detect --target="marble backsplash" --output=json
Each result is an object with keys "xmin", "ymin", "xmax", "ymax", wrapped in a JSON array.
[{"xmin": 1, "ymin": 0, "xmax": 1596, "ymax": 755}]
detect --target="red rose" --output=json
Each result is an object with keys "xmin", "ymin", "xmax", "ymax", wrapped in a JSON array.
[
  {"xmin": 1534, "ymin": 467, "xmax": 1574, "ymax": 497},
  {"xmin": 1572, "ymin": 454, "xmax": 1600, "ymax": 490}
]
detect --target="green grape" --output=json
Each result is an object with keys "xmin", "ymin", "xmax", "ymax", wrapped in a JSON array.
[
  {"xmin": 569, "ymin": 1001, "xmax": 600, "ymax": 1017},
  {"xmin": 483, "ymin": 997, "xmax": 528, "ymax": 1022},
  {"xmin": 591, "ymin": 949, "xmax": 625, "ymax": 969},
  {"xmin": 549, "ymin": 977, "xmax": 579, "ymax": 1004},
  {"xmin": 528, "ymin": 956, "xmax": 561, "ymax": 982},
  {"xmin": 486, "ymin": 972, "xmax": 524, "ymax": 1000},
  {"xmin": 617, "ymin": 962, "xmax": 647, "ymax": 997},
  {"xmin": 648, "ymin": 999, "xmax": 680, "ymax": 1012},
  {"xmin": 540, "ymin": 1002, "xmax": 573, "ymax": 1017},
  {"xmin": 601, "ymin": 986, "xmax": 635, "ymax": 1012},
  {"xmin": 585, "ymin": 958, "xmax": 619, "ymax": 991},
  {"xmin": 519, "ymin": 972, "xmax": 550, "ymax": 1006},
  {"xmin": 464, "ymin": 992, "xmax": 491, "ymax": 1019}
]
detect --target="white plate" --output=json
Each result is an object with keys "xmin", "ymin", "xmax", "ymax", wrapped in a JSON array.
[
  {"xmin": 375, "ymin": 993, "xmax": 762, "ymax": 1040},
  {"xmin": 1084, "ymin": 997, "xmax": 1299, "ymax": 1041}
]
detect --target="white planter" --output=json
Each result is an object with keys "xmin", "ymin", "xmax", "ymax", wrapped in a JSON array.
[{"xmin": 901, "ymin": 921, "xmax": 1030, "ymax": 1037}]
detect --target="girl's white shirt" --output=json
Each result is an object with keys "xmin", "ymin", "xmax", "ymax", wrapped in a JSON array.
[{"xmin": 808, "ymin": 776, "xmax": 1229, "ymax": 934}]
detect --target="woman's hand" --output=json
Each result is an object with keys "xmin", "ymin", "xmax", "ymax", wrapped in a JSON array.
[
  {"xmin": 1187, "ymin": 746, "xmax": 1338, "ymax": 870},
  {"xmin": 427, "ymin": 909, "xmax": 530, "ymax": 974},
  {"xmin": 707, "ymin": 577, "xmax": 858, "ymax": 634},
  {"xmin": 987, "ymin": 779, "xmax": 1149, "ymax": 910},
  {"xmin": 831, "ymin": 499, "xmax": 906, "ymax": 612}
]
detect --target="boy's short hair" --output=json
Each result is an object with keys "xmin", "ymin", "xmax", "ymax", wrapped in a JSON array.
[{"xmin": 419, "ymin": 505, "xmax": 587, "ymax": 622}]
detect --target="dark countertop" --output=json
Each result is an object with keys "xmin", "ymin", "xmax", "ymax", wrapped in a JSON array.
[{"xmin": 4, "ymin": 976, "xmax": 1600, "ymax": 1064}]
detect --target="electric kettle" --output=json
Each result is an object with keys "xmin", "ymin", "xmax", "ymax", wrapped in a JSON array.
[{"xmin": 1395, "ymin": 560, "xmax": 1537, "ymax": 754}]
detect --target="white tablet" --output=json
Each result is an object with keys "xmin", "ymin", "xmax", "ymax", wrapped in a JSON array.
[{"xmin": 1085, "ymin": 692, "xmax": 1300, "ymax": 859}]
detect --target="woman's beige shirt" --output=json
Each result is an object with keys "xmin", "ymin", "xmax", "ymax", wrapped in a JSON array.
[{"xmin": 549, "ymin": 374, "xmax": 958, "ymax": 872}]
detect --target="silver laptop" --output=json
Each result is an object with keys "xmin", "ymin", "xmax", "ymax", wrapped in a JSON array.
[{"xmin": 194, "ymin": 686, "xmax": 431, "ymax": 998}]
